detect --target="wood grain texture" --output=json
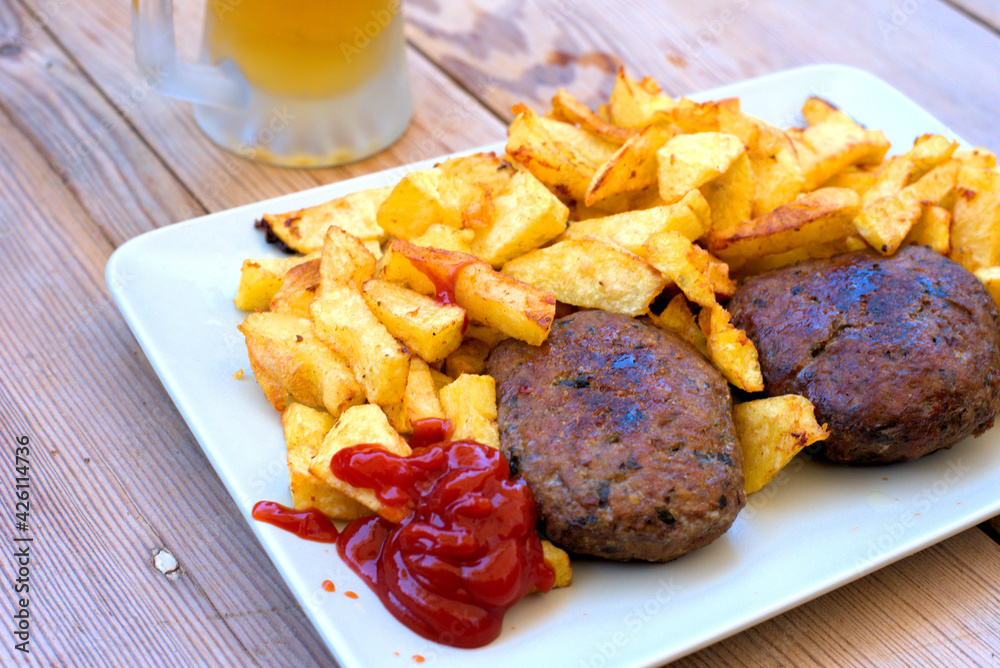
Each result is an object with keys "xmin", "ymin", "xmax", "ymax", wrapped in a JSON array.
[
  {"xmin": 405, "ymin": 0, "xmax": 1000, "ymax": 151},
  {"xmin": 0, "ymin": 0, "xmax": 204, "ymax": 240},
  {"xmin": 16, "ymin": 0, "xmax": 506, "ymax": 233},
  {"xmin": 673, "ymin": 528, "xmax": 1000, "ymax": 667},
  {"xmin": 0, "ymin": 112, "xmax": 332, "ymax": 667}
]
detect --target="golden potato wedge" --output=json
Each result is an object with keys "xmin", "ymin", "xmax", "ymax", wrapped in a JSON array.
[
  {"xmin": 258, "ymin": 186, "xmax": 390, "ymax": 253},
  {"xmin": 435, "ymin": 152, "xmax": 516, "ymax": 230},
  {"xmin": 375, "ymin": 240, "xmax": 438, "ymax": 296},
  {"xmin": 607, "ymin": 67, "xmax": 675, "ymax": 128},
  {"xmin": 503, "ymin": 237, "xmax": 666, "ymax": 316},
  {"xmin": 308, "ymin": 404, "xmax": 411, "ymax": 521},
  {"xmin": 792, "ymin": 105, "xmax": 890, "ymax": 189},
  {"xmin": 234, "ymin": 252, "xmax": 321, "ymax": 311},
  {"xmin": 700, "ymin": 151, "xmax": 753, "ymax": 230},
  {"xmin": 973, "ymin": 266, "xmax": 1000, "ymax": 310},
  {"xmin": 360, "ymin": 279, "xmax": 466, "ymax": 364},
  {"xmin": 282, "ymin": 403, "xmax": 371, "ymax": 520},
  {"xmin": 238, "ymin": 312, "xmax": 364, "ymax": 416},
  {"xmin": 269, "ymin": 258, "xmax": 320, "ymax": 319},
  {"xmin": 402, "ymin": 358, "xmax": 446, "ymax": 427},
  {"xmin": 541, "ymin": 540, "xmax": 572, "ymax": 589},
  {"xmin": 585, "ymin": 123, "xmax": 678, "ymax": 206},
  {"xmin": 377, "ymin": 240, "xmax": 556, "ymax": 346},
  {"xmin": 707, "ymin": 187, "xmax": 861, "ymax": 261},
  {"xmin": 953, "ymin": 147, "xmax": 997, "ymax": 169},
  {"xmin": 439, "ymin": 374, "xmax": 499, "ymax": 449},
  {"xmin": 507, "ymin": 105, "xmax": 619, "ymax": 203},
  {"xmin": 905, "ymin": 133, "xmax": 959, "ymax": 179},
  {"xmin": 861, "ymin": 156, "xmax": 916, "ymax": 207},
  {"xmin": 949, "ymin": 165, "xmax": 1000, "ymax": 270},
  {"xmin": 736, "ymin": 235, "xmax": 868, "ymax": 275},
  {"xmin": 565, "ymin": 200, "xmax": 707, "ymax": 257},
  {"xmin": 645, "ymin": 231, "xmax": 717, "ymax": 308},
  {"xmin": 904, "ymin": 205, "xmax": 951, "ymax": 255},
  {"xmin": 654, "ymin": 96, "xmax": 741, "ymax": 134},
  {"xmin": 319, "ymin": 225, "xmax": 377, "ymax": 290},
  {"xmin": 444, "ymin": 338, "xmax": 492, "ymax": 378},
  {"xmin": 820, "ymin": 167, "xmax": 878, "ymax": 197},
  {"xmin": 310, "ymin": 283, "xmax": 410, "ymax": 406},
  {"xmin": 454, "ymin": 261, "xmax": 557, "ymax": 346},
  {"xmin": 698, "ymin": 304, "xmax": 764, "ymax": 392},
  {"xmin": 471, "ymin": 170, "xmax": 569, "ymax": 267},
  {"xmin": 656, "ymin": 132, "xmax": 746, "ymax": 205},
  {"xmin": 853, "ymin": 192, "xmax": 923, "ymax": 256},
  {"xmin": 375, "ymin": 167, "xmax": 471, "ymax": 240},
  {"xmin": 746, "ymin": 132, "xmax": 805, "ymax": 217},
  {"xmin": 551, "ymin": 88, "xmax": 636, "ymax": 144},
  {"xmin": 733, "ymin": 395, "xmax": 829, "ymax": 494},
  {"xmin": 648, "ymin": 293, "xmax": 708, "ymax": 357},
  {"xmin": 410, "ymin": 223, "xmax": 475, "ymax": 254}
]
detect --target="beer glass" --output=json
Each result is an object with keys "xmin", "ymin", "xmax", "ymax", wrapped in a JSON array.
[{"xmin": 132, "ymin": 0, "xmax": 413, "ymax": 167}]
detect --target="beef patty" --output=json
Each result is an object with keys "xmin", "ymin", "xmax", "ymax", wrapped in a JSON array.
[
  {"xmin": 727, "ymin": 245, "xmax": 1000, "ymax": 464},
  {"xmin": 486, "ymin": 310, "xmax": 744, "ymax": 563}
]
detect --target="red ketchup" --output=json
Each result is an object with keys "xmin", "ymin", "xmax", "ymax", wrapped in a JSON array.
[
  {"xmin": 251, "ymin": 501, "xmax": 340, "ymax": 543},
  {"xmin": 407, "ymin": 254, "xmax": 478, "ymax": 307},
  {"xmin": 332, "ymin": 440, "xmax": 555, "ymax": 648}
]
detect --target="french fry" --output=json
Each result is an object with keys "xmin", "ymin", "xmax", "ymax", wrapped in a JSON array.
[
  {"xmin": 360, "ymin": 279, "xmax": 466, "ymax": 364},
  {"xmin": 648, "ymin": 293, "xmax": 708, "ymax": 357},
  {"xmin": 585, "ymin": 123, "xmax": 679, "ymax": 206},
  {"xmin": 950, "ymin": 165, "xmax": 1000, "ymax": 270},
  {"xmin": 444, "ymin": 338, "xmax": 492, "ymax": 378},
  {"xmin": 699, "ymin": 151, "xmax": 753, "ymax": 230},
  {"xmin": 904, "ymin": 205, "xmax": 951, "ymax": 255},
  {"xmin": 551, "ymin": 88, "xmax": 636, "ymax": 144},
  {"xmin": 698, "ymin": 304, "xmax": 764, "ymax": 392},
  {"xmin": 645, "ymin": 231, "xmax": 717, "ymax": 308},
  {"xmin": 507, "ymin": 105, "xmax": 619, "ymax": 203},
  {"xmin": 503, "ymin": 237, "xmax": 666, "ymax": 316},
  {"xmin": 234, "ymin": 252, "xmax": 321, "ymax": 311},
  {"xmin": 853, "ymin": 191, "xmax": 923, "ymax": 256},
  {"xmin": 283, "ymin": 403, "xmax": 371, "ymax": 520},
  {"xmin": 310, "ymin": 283, "xmax": 410, "ymax": 406},
  {"xmin": 308, "ymin": 404, "xmax": 411, "ymax": 521},
  {"xmin": 268, "ymin": 258, "xmax": 320, "ymax": 319},
  {"xmin": 565, "ymin": 200, "xmax": 708, "ymax": 257},
  {"xmin": 657, "ymin": 132, "xmax": 746, "ymax": 205},
  {"xmin": 470, "ymin": 170, "xmax": 569, "ymax": 267},
  {"xmin": 607, "ymin": 67, "xmax": 675, "ymax": 128},
  {"xmin": 319, "ymin": 225, "xmax": 376, "ymax": 290},
  {"xmin": 707, "ymin": 187, "xmax": 861, "ymax": 261},
  {"xmin": 402, "ymin": 358, "xmax": 446, "ymax": 426},
  {"xmin": 410, "ymin": 223, "xmax": 475, "ymax": 254},
  {"xmin": 258, "ymin": 187, "xmax": 390, "ymax": 253},
  {"xmin": 439, "ymin": 374, "xmax": 499, "ymax": 449},
  {"xmin": 733, "ymin": 395, "xmax": 829, "ymax": 494},
  {"xmin": 238, "ymin": 312, "xmax": 364, "ymax": 417}
]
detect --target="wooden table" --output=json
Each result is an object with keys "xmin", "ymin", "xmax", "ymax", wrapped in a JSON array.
[{"xmin": 2, "ymin": 0, "xmax": 999, "ymax": 665}]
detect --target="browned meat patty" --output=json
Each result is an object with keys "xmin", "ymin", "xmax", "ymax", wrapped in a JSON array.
[
  {"xmin": 486, "ymin": 310, "xmax": 745, "ymax": 563},
  {"xmin": 727, "ymin": 245, "xmax": 1000, "ymax": 464}
]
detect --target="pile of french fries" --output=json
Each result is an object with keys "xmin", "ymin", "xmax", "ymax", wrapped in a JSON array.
[{"xmin": 235, "ymin": 68, "xmax": 1000, "ymax": 567}]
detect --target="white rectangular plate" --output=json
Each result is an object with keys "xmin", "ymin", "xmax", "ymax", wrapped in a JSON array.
[{"xmin": 107, "ymin": 64, "xmax": 1000, "ymax": 668}]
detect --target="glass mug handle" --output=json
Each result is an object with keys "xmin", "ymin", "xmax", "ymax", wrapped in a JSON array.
[{"xmin": 131, "ymin": 0, "xmax": 249, "ymax": 110}]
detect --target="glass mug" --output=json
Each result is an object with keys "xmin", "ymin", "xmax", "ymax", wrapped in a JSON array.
[{"xmin": 132, "ymin": 0, "xmax": 413, "ymax": 167}]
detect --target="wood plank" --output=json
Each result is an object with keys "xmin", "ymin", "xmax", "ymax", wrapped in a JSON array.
[
  {"xmin": 404, "ymin": 0, "xmax": 1000, "ymax": 150},
  {"xmin": 673, "ymin": 528, "xmax": 1000, "ymax": 667},
  {"xmin": 948, "ymin": 0, "xmax": 1000, "ymax": 31},
  {"xmin": 0, "ymin": 0, "xmax": 204, "ymax": 240},
  {"xmin": 0, "ymin": 108, "xmax": 330, "ymax": 667},
  {"xmin": 16, "ymin": 0, "xmax": 506, "ymax": 239}
]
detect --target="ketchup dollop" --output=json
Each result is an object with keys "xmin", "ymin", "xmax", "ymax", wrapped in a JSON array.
[
  {"xmin": 251, "ymin": 501, "xmax": 340, "ymax": 543},
  {"xmin": 332, "ymin": 440, "xmax": 554, "ymax": 648}
]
